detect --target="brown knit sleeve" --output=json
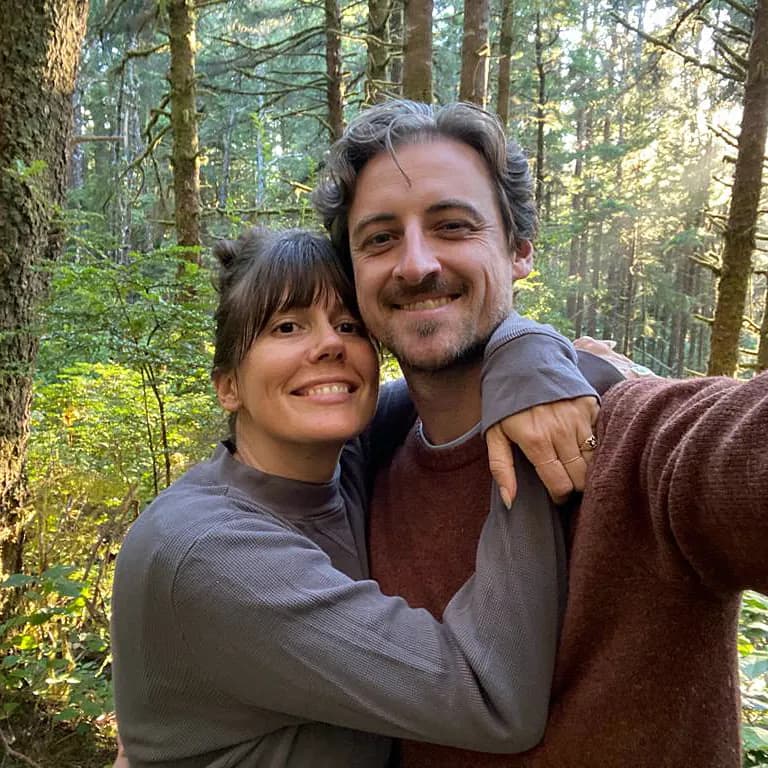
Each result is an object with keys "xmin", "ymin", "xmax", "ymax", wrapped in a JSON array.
[{"xmin": 589, "ymin": 373, "xmax": 768, "ymax": 593}]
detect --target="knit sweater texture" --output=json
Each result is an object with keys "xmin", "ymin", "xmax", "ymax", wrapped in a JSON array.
[
  {"xmin": 369, "ymin": 373, "xmax": 768, "ymax": 768},
  {"xmin": 111, "ymin": 314, "xmax": 595, "ymax": 767}
]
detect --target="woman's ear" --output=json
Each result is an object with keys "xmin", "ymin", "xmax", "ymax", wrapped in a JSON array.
[{"xmin": 213, "ymin": 370, "xmax": 241, "ymax": 413}]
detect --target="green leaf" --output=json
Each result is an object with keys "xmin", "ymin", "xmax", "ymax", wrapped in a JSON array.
[
  {"xmin": 743, "ymin": 655, "xmax": 768, "ymax": 680},
  {"xmin": 1, "ymin": 573, "xmax": 36, "ymax": 588},
  {"xmin": 42, "ymin": 564, "xmax": 76, "ymax": 580},
  {"xmin": 15, "ymin": 634, "xmax": 38, "ymax": 650},
  {"xmin": 54, "ymin": 707, "xmax": 78, "ymax": 721},
  {"xmin": 744, "ymin": 725, "xmax": 768, "ymax": 751}
]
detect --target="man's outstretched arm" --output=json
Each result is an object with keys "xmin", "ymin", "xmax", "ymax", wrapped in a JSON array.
[{"xmin": 591, "ymin": 372, "xmax": 768, "ymax": 592}]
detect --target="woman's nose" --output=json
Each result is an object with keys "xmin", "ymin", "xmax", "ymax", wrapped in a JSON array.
[{"xmin": 310, "ymin": 324, "xmax": 346, "ymax": 363}]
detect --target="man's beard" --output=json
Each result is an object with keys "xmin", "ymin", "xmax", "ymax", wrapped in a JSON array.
[
  {"xmin": 384, "ymin": 317, "xmax": 493, "ymax": 375},
  {"xmin": 374, "ymin": 275, "xmax": 512, "ymax": 374}
]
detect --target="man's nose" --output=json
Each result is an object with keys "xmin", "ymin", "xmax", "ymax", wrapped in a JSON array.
[{"xmin": 392, "ymin": 229, "xmax": 441, "ymax": 284}]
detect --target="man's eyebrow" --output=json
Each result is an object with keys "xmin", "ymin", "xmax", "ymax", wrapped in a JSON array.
[
  {"xmin": 350, "ymin": 213, "xmax": 397, "ymax": 242},
  {"xmin": 426, "ymin": 199, "xmax": 485, "ymax": 219}
]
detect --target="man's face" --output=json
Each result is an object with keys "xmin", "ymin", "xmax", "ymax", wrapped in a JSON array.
[{"xmin": 347, "ymin": 138, "xmax": 532, "ymax": 373}]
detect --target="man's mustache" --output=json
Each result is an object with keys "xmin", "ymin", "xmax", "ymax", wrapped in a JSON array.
[{"xmin": 382, "ymin": 276, "xmax": 464, "ymax": 305}]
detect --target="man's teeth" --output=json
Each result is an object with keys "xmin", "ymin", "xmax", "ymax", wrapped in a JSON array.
[
  {"xmin": 400, "ymin": 297, "xmax": 453, "ymax": 311},
  {"xmin": 301, "ymin": 383, "xmax": 351, "ymax": 396}
]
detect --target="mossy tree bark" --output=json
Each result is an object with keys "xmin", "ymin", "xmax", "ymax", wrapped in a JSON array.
[
  {"xmin": 366, "ymin": 0, "xmax": 392, "ymax": 104},
  {"xmin": 708, "ymin": 0, "xmax": 768, "ymax": 376},
  {"xmin": 459, "ymin": 0, "xmax": 490, "ymax": 107},
  {"xmin": 0, "ymin": 0, "xmax": 89, "ymax": 601},
  {"xmin": 168, "ymin": 0, "xmax": 201, "ymax": 253},
  {"xmin": 325, "ymin": 0, "xmax": 344, "ymax": 142},
  {"xmin": 496, "ymin": 0, "xmax": 515, "ymax": 126},
  {"xmin": 402, "ymin": 0, "xmax": 433, "ymax": 102}
]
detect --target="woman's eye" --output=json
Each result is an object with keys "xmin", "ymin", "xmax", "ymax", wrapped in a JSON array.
[
  {"xmin": 337, "ymin": 320, "xmax": 363, "ymax": 335},
  {"xmin": 274, "ymin": 321, "xmax": 298, "ymax": 334}
]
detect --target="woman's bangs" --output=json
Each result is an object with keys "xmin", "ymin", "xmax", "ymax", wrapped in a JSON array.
[{"xmin": 273, "ymin": 250, "xmax": 360, "ymax": 319}]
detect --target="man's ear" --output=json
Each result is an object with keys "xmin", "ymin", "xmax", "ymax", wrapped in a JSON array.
[
  {"xmin": 213, "ymin": 370, "xmax": 241, "ymax": 413},
  {"xmin": 511, "ymin": 239, "xmax": 533, "ymax": 280}
]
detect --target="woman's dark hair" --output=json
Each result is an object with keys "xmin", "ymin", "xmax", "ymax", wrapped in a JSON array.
[{"xmin": 211, "ymin": 228, "xmax": 362, "ymax": 377}]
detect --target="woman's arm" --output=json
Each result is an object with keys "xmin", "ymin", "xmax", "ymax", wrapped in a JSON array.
[{"xmin": 171, "ymin": 474, "xmax": 562, "ymax": 753}]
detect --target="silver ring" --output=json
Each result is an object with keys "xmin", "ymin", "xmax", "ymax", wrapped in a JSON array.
[{"xmin": 581, "ymin": 434, "xmax": 598, "ymax": 451}]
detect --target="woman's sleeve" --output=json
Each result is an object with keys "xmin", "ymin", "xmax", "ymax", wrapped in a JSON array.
[
  {"xmin": 481, "ymin": 312, "xmax": 603, "ymax": 432},
  {"xmin": 171, "ymin": 476, "xmax": 562, "ymax": 753}
]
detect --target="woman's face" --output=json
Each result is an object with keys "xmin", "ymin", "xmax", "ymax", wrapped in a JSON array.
[{"xmin": 216, "ymin": 295, "xmax": 379, "ymax": 462}]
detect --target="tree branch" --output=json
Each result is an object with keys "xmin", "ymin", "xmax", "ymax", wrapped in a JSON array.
[
  {"xmin": 719, "ymin": 0, "xmax": 754, "ymax": 19},
  {"xmin": 609, "ymin": 12, "xmax": 742, "ymax": 81},
  {"xmin": 0, "ymin": 726, "xmax": 43, "ymax": 768}
]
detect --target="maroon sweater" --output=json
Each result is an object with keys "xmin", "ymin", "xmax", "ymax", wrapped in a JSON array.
[{"xmin": 369, "ymin": 374, "xmax": 768, "ymax": 768}]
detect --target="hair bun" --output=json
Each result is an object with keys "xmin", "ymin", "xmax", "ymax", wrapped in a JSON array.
[{"xmin": 212, "ymin": 238, "xmax": 240, "ymax": 269}]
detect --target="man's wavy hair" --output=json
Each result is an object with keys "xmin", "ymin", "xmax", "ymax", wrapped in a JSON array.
[{"xmin": 311, "ymin": 100, "xmax": 538, "ymax": 268}]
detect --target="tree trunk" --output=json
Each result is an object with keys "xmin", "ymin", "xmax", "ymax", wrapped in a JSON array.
[
  {"xmin": 366, "ymin": 0, "xmax": 392, "ymax": 103},
  {"xmin": 620, "ymin": 223, "xmax": 638, "ymax": 357},
  {"xmin": 0, "ymin": 0, "xmax": 89, "ymax": 597},
  {"xmin": 496, "ymin": 0, "xmax": 515, "ymax": 126},
  {"xmin": 402, "ymin": 0, "xmax": 433, "ymax": 102},
  {"xmin": 459, "ymin": 0, "xmax": 490, "ymax": 106},
  {"xmin": 168, "ymin": 0, "xmax": 201, "ymax": 252},
  {"xmin": 567, "ymin": 94, "xmax": 585, "ymax": 330},
  {"xmin": 389, "ymin": 0, "xmax": 404, "ymax": 92},
  {"xmin": 586, "ymin": 220, "xmax": 602, "ymax": 337},
  {"xmin": 708, "ymin": 0, "xmax": 768, "ymax": 376},
  {"xmin": 218, "ymin": 109, "xmax": 236, "ymax": 208},
  {"xmin": 534, "ymin": 11, "xmax": 545, "ymax": 210},
  {"xmin": 757, "ymin": 275, "xmax": 768, "ymax": 373},
  {"xmin": 325, "ymin": 0, "xmax": 345, "ymax": 141}
]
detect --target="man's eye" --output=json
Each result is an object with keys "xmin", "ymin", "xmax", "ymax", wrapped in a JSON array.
[
  {"xmin": 365, "ymin": 232, "xmax": 394, "ymax": 247},
  {"xmin": 438, "ymin": 220, "xmax": 472, "ymax": 234}
]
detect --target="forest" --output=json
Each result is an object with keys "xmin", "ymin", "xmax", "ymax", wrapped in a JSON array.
[{"xmin": 0, "ymin": 0, "xmax": 767, "ymax": 765}]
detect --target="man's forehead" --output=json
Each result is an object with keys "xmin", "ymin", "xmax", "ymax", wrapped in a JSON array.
[{"xmin": 349, "ymin": 138, "xmax": 497, "ymax": 217}]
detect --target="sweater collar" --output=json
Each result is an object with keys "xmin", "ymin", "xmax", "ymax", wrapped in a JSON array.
[
  {"xmin": 210, "ymin": 441, "xmax": 343, "ymax": 520},
  {"xmin": 406, "ymin": 422, "xmax": 487, "ymax": 471}
]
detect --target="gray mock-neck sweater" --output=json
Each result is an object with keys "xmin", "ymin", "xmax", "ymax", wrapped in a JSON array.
[{"xmin": 112, "ymin": 313, "xmax": 603, "ymax": 767}]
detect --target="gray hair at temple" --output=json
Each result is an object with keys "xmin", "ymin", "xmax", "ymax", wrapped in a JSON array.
[{"xmin": 311, "ymin": 100, "xmax": 539, "ymax": 267}]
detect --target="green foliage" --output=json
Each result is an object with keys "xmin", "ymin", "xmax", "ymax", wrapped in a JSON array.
[
  {"xmin": 742, "ymin": 592, "xmax": 768, "ymax": 765},
  {"xmin": 6, "ymin": 231, "xmax": 227, "ymax": 758},
  {"xmin": 0, "ymin": 566, "xmax": 112, "ymax": 725}
]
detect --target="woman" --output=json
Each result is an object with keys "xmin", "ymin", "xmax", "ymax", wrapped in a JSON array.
[{"xmin": 111, "ymin": 228, "xmax": 588, "ymax": 767}]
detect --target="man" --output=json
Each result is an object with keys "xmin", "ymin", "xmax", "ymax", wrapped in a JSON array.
[{"xmin": 312, "ymin": 99, "xmax": 768, "ymax": 767}]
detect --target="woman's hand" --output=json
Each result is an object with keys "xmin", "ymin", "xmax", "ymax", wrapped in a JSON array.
[
  {"xmin": 113, "ymin": 732, "xmax": 129, "ymax": 768},
  {"xmin": 573, "ymin": 336, "xmax": 656, "ymax": 379},
  {"xmin": 486, "ymin": 338, "xmax": 655, "ymax": 506},
  {"xmin": 486, "ymin": 395, "xmax": 599, "ymax": 506}
]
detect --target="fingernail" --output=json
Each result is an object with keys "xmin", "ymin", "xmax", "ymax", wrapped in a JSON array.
[{"xmin": 500, "ymin": 487, "xmax": 512, "ymax": 510}]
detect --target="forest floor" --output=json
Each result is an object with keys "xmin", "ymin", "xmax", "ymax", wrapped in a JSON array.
[{"xmin": 0, "ymin": 704, "xmax": 114, "ymax": 768}]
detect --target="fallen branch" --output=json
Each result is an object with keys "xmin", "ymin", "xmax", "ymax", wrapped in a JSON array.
[{"xmin": 0, "ymin": 726, "xmax": 44, "ymax": 768}]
